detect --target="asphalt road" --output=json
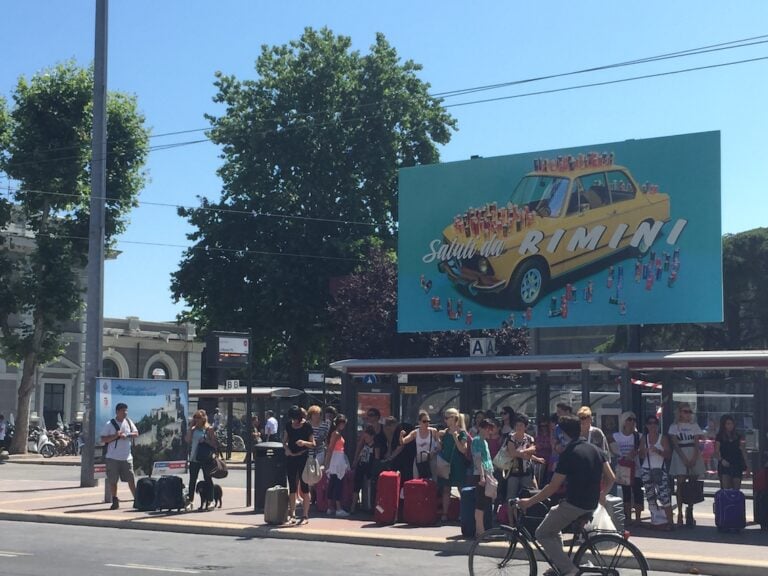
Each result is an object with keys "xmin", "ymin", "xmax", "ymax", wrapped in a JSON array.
[{"xmin": 0, "ymin": 520, "xmax": 708, "ymax": 576}]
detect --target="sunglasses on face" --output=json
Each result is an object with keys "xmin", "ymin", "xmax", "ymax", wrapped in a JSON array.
[
  {"xmin": 625, "ymin": 417, "xmax": 635, "ymax": 421},
  {"xmin": 646, "ymin": 421, "xmax": 658, "ymax": 425},
  {"xmin": 420, "ymin": 419, "xmax": 430, "ymax": 423},
  {"xmin": 579, "ymin": 416, "xmax": 590, "ymax": 420},
  {"xmin": 681, "ymin": 410, "xmax": 692, "ymax": 414}
]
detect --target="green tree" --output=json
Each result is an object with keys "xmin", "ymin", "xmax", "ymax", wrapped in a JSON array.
[
  {"xmin": 0, "ymin": 62, "xmax": 149, "ymax": 453},
  {"xmin": 328, "ymin": 245, "xmax": 529, "ymax": 359},
  {"xmin": 172, "ymin": 28, "xmax": 456, "ymax": 383}
]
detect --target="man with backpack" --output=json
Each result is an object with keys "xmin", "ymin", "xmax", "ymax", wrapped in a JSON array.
[{"xmin": 100, "ymin": 403, "xmax": 138, "ymax": 510}]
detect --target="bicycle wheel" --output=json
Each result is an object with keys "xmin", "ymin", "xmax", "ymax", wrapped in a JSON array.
[
  {"xmin": 573, "ymin": 533, "xmax": 648, "ymax": 576},
  {"xmin": 468, "ymin": 527, "xmax": 536, "ymax": 576}
]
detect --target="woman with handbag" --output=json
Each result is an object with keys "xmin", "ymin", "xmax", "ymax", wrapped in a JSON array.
[
  {"xmin": 611, "ymin": 411, "xmax": 644, "ymax": 526},
  {"xmin": 437, "ymin": 408, "xmax": 468, "ymax": 523},
  {"xmin": 185, "ymin": 409, "xmax": 216, "ymax": 506},
  {"xmin": 638, "ymin": 415, "xmax": 674, "ymax": 530},
  {"xmin": 400, "ymin": 410, "xmax": 439, "ymax": 479},
  {"xmin": 283, "ymin": 405, "xmax": 316, "ymax": 525},
  {"xmin": 471, "ymin": 418, "xmax": 496, "ymax": 537},
  {"xmin": 668, "ymin": 403, "xmax": 705, "ymax": 527},
  {"xmin": 505, "ymin": 415, "xmax": 541, "ymax": 499}
]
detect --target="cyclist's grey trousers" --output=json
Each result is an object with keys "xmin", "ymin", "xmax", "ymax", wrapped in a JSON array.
[{"xmin": 535, "ymin": 500, "xmax": 593, "ymax": 576}]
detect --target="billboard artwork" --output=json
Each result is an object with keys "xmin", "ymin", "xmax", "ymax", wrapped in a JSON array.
[
  {"xmin": 398, "ymin": 131, "xmax": 721, "ymax": 332},
  {"xmin": 96, "ymin": 378, "xmax": 190, "ymax": 477}
]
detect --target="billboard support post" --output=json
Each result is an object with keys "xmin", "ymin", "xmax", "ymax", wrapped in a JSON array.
[{"xmin": 245, "ymin": 329, "xmax": 253, "ymax": 508}]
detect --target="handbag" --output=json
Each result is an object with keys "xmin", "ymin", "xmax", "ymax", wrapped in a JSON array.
[
  {"xmin": 302, "ymin": 455, "xmax": 322, "ymax": 486},
  {"xmin": 206, "ymin": 453, "xmax": 229, "ymax": 479},
  {"xmin": 195, "ymin": 439, "xmax": 216, "ymax": 463},
  {"xmin": 435, "ymin": 452, "xmax": 451, "ymax": 480},
  {"xmin": 492, "ymin": 438, "xmax": 513, "ymax": 472},
  {"xmin": 484, "ymin": 470, "xmax": 498, "ymax": 499},
  {"xmin": 680, "ymin": 475, "xmax": 704, "ymax": 505},
  {"xmin": 615, "ymin": 457, "xmax": 635, "ymax": 486}
]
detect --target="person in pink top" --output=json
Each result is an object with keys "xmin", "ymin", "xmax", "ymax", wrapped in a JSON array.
[{"xmin": 324, "ymin": 414, "xmax": 350, "ymax": 517}]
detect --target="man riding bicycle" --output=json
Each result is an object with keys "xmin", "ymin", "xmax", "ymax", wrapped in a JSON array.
[{"xmin": 519, "ymin": 414, "xmax": 615, "ymax": 576}]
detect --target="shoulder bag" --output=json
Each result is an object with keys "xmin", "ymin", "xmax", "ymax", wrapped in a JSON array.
[
  {"xmin": 302, "ymin": 454, "xmax": 323, "ymax": 486},
  {"xmin": 615, "ymin": 457, "xmax": 635, "ymax": 486},
  {"xmin": 680, "ymin": 467, "xmax": 704, "ymax": 505},
  {"xmin": 205, "ymin": 451, "xmax": 229, "ymax": 479},
  {"xmin": 484, "ymin": 469, "xmax": 498, "ymax": 499},
  {"xmin": 492, "ymin": 436, "xmax": 514, "ymax": 474}
]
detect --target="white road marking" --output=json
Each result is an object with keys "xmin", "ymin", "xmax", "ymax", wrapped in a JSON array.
[
  {"xmin": 0, "ymin": 550, "xmax": 33, "ymax": 557},
  {"xmin": 105, "ymin": 564, "xmax": 200, "ymax": 574}
]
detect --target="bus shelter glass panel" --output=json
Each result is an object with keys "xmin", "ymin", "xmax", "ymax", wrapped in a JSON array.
[
  {"xmin": 480, "ymin": 374, "xmax": 537, "ymax": 419},
  {"xmin": 548, "ymin": 371, "xmax": 584, "ymax": 416},
  {"xmin": 399, "ymin": 377, "xmax": 460, "ymax": 429},
  {"xmin": 670, "ymin": 371, "xmax": 757, "ymax": 476},
  {"xmin": 586, "ymin": 371, "xmax": 624, "ymax": 438}
]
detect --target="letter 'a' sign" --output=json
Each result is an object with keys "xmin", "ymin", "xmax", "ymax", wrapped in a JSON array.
[
  {"xmin": 398, "ymin": 131, "xmax": 722, "ymax": 331},
  {"xmin": 470, "ymin": 338, "xmax": 496, "ymax": 357}
]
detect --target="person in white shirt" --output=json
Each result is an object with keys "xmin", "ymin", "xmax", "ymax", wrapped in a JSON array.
[
  {"xmin": 100, "ymin": 403, "xmax": 138, "ymax": 510},
  {"xmin": 668, "ymin": 403, "xmax": 704, "ymax": 527},
  {"xmin": 0, "ymin": 414, "xmax": 7, "ymax": 450},
  {"xmin": 264, "ymin": 410, "xmax": 279, "ymax": 442}
]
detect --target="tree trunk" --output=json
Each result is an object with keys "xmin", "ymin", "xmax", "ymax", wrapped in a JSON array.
[{"xmin": 9, "ymin": 350, "xmax": 38, "ymax": 454}]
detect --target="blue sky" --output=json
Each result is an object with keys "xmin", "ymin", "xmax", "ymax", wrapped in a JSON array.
[{"xmin": 2, "ymin": 1, "xmax": 766, "ymax": 322}]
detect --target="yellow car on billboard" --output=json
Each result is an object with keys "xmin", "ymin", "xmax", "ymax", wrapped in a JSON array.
[{"xmin": 438, "ymin": 153, "xmax": 671, "ymax": 309}]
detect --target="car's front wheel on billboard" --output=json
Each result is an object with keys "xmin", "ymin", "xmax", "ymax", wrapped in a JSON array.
[{"xmin": 508, "ymin": 258, "xmax": 548, "ymax": 309}]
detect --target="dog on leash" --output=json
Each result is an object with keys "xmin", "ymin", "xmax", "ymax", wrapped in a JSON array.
[{"xmin": 195, "ymin": 480, "xmax": 223, "ymax": 510}]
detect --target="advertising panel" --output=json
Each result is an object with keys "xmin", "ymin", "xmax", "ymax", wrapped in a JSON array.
[
  {"xmin": 398, "ymin": 131, "xmax": 721, "ymax": 331},
  {"xmin": 96, "ymin": 378, "xmax": 190, "ymax": 477}
]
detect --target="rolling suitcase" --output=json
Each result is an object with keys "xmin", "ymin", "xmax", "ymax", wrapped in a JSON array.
[
  {"xmin": 341, "ymin": 470, "xmax": 356, "ymax": 511},
  {"xmin": 446, "ymin": 493, "xmax": 460, "ymax": 521},
  {"xmin": 314, "ymin": 473, "xmax": 329, "ymax": 513},
  {"xmin": 460, "ymin": 486, "xmax": 477, "ymax": 537},
  {"xmin": 264, "ymin": 485, "xmax": 289, "ymax": 524},
  {"xmin": 360, "ymin": 477, "xmax": 374, "ymax": 513},
  {"xmin": 755, "ymin": 491, "xmax": 768, "ymax": 530},
  {"xmin": 374, "ymin": 470, "xmax": 400, "ymax": 524},
  {"xmin": 403, "ymin": 478, "xmax": 438, "ymax": 525},
  {"xmin": 153, "ymin": 475, "xmax": 186, "ymax": 512},
  {"xmin": 714, "ymin": 489, "xmax": 746, "ymax": 532},
  {"xmin": 134, "ymin": 477, "xmax": 157, "ymax": 511}
]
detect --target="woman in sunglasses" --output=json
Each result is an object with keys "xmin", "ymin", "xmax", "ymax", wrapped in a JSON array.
[
  {"xmin": 401, "ymin": 410, "xmax": 439, "ymax": 479},
  {"xmin": 639, "ymin": 415, "xmax": 673, "ymax": 530},
  {"xmin": 668, "ymin": 403, "xmax": 704, "ymax": 527}
]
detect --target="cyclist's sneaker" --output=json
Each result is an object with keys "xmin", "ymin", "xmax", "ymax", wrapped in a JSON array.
[{"xmin": 542, "ymin": 569, "xmax": 558, "ymax": 576}]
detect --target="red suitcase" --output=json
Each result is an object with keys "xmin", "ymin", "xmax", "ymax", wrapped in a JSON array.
[
  {"xmin": 314, "ymin": 473, "xmax": 329, "ymax": 513},
  {"xmin": 375, "ymin": 470, "xmax": 400, "ymax": 524},
  {"xmin": 341, "ymin": 469, "xmax": 355, "ymax": 511},
  {"xmin": 403, "ymin": 479, "xmax": 438, "ymax": 525}
]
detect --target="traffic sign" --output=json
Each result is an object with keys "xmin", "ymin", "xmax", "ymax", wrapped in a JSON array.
[{"xmin": 363, "ymin": 374, "xmax": 378, "ymax": 385}]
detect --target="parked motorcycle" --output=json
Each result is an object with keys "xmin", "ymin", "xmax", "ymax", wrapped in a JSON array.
[{"xmin": 28, "ymin": 426, "xmax": 56, "ymax": 458}]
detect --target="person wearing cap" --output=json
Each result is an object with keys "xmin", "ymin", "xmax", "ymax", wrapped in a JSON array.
[
  {"xmin": 610, "ymin": 411, "xmax": 644, "ymax": 525},
  {"xmin": 668, "ymin": 403, "xmax": 704, "ymax": 527}
]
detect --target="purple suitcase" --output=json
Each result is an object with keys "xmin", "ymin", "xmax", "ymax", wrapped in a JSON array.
[{"xmin": 714, "ymin": 489, "xmax": 746, "ymax": 532}]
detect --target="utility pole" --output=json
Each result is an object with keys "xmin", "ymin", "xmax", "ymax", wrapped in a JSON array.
[{"xmin": 80, "ymin": 0, "xmax": 108, "ymax": 488}]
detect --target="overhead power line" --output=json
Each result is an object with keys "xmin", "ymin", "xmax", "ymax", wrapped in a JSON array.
[{"xmin": 1, "ymin": 33, "xmax": 766, "ymax": 171}]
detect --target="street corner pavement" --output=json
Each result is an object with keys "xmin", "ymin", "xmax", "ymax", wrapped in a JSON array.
[{"xmin": 1, "ymin": 477, "xmax": 767, "ymax": 576}]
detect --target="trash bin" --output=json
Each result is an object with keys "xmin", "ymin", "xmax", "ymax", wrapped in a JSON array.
[{"xmin": 253, "ymin": 441, "xmax": 286, "ymax": 512}]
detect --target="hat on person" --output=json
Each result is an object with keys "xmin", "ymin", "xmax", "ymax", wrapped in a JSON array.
[{"xmin": 619, "ymin": 411, "xmax": 637, "ymax": 427}]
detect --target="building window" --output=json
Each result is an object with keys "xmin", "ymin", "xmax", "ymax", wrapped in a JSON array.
[
  {"xmin": 148, "ymin": 361, "xmax": 169, "ymax": 379},
  {"xmin": 44, "ymin": 383, "xmax": 65, "ymax": 429},
  {"xmin": 103, "ymin": 358, "xmax": 120, "ymax": 379}
]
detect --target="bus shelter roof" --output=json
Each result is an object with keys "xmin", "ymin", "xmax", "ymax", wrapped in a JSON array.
[{"xmin": 329, "ymin": 350, "xmax": 768, "ymax": 376}]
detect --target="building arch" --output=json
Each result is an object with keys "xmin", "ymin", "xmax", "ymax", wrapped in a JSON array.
[
  {"xmin": 143, "ymin": 352, "xmax": 179, "ymax": 380},
  {"xmin": 103, "ymin": 349, "xmax": 130, "ymax": 379}
]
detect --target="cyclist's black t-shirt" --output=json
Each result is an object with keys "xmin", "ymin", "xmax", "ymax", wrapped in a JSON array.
[{"xmin": 555, "ymin": 439, "xmax": 606, "ymax": 510}]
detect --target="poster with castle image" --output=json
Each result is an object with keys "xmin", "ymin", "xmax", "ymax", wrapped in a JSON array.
[{"xmin": 96, "ymin": 378, "xmax": 190, "ymax": 477}]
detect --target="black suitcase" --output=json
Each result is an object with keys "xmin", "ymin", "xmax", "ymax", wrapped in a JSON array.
[
  {"xmin": 153, "ymin": 475, "xmax": 186, "ymax": 512},
  {"xmin": 134, "ymin": 477, "xmax": 157, "ymax": 511},
  {"xmin": 756, "ymin": 491, "xmax": 768, "ymax": 531}
]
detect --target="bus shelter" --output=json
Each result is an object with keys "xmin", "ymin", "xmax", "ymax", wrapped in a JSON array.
[{"xmin": 330, "ymin": 350, "xmax": 768, "ymax": 471}]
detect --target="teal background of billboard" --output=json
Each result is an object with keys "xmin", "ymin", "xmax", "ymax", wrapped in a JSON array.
[
  {"xmin": 397, "ymin": 131, "xmax": 722, "ymax": 332},
  {"xmin": 95, "ymin": 378, "xmax": 190, "ymax": 432}
]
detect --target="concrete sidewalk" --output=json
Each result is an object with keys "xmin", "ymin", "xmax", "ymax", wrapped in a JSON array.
[{"xmin": 1, "ymin": 458, "xmax": 766, "ymax": 576}]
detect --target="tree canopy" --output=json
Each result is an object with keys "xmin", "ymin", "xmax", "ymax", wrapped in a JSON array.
[
  {"xmin": 328, "ymin": 245, "xmax": 530, "ymax": 359},
  {"xmin": 0, "ymin": 61, "xmax": 149, "ymax": 452},
  {"xmin": 172, "ymin": 28, "xmax": 456, "ymax": 383}
]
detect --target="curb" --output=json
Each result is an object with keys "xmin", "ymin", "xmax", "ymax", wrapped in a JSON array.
[{"xmin": 0, "ymin": 509, "xmax": 763, "ymax": 576}]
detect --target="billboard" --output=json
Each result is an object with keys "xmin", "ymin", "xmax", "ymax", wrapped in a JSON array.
[
  {"xmin": 96, "ymin": 378, "xmax": 190, "ymax": 477},
  {"xmin": 398, "ymin": 131, "xmax": 721, "ymax": 332}
]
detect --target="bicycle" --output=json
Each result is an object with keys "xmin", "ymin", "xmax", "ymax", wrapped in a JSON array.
[{"xmin": 468, "ymin": 499, "xmax": 649, "ymax": 576}]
